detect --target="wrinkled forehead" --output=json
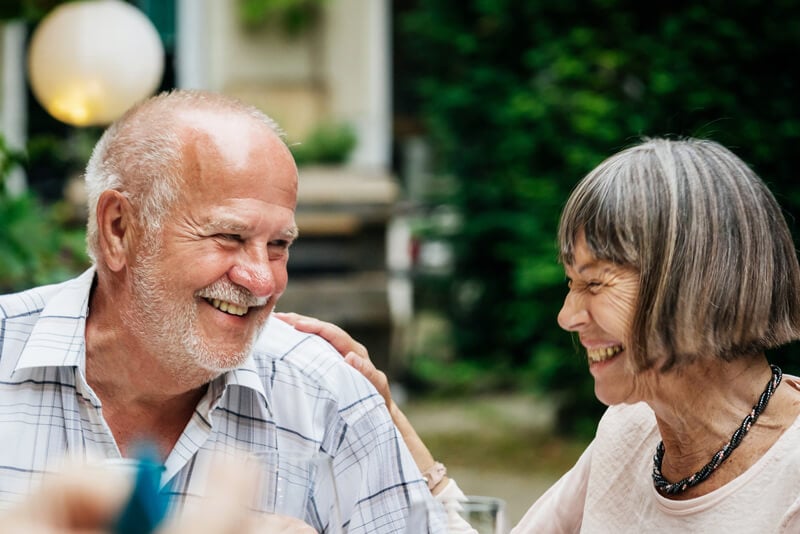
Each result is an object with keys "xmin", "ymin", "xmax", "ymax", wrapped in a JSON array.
[
  {"xmin": 176, "ymin": 109, "xmax": 287, "ymax": 162},
  {"xmin": 171, "ymin": 109, "xmax": 298, "ymax": 206}
]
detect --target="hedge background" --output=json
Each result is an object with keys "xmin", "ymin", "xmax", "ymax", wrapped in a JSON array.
[{"xmin": 394, "ymin": 0, "xmax": 800, "ymax": 435}]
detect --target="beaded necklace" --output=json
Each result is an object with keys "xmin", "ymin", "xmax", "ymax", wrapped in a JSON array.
[{"xmin": 652, "ymin": 364, "xmax": 783, "ymax": 496}]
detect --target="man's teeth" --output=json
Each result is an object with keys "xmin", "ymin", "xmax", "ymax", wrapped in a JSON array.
[
  {"xmin": 587, "ymin": 345, "xmax": 623, "ymax": 363},
  {"xmin": 209, "ymin": 298, "xmax": 247, "ymax": 316}
]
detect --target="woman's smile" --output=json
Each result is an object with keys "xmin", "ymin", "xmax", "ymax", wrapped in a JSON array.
[{"xmin": 586, "ymin": 344, "xmax": 624, "ymax": 364}]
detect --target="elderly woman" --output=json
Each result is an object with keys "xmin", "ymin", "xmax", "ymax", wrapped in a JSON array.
[{"xmin": 278, "ymin": 137, "xmax": 800, "ymax": 532}]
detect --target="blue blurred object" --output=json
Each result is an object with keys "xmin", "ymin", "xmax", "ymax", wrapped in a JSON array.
[{"xmin": 112, "ymin": 444, "xmax": 169, "ymax": 534}]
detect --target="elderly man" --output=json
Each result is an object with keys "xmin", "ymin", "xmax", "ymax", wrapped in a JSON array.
[{"xmin": 0, "ymin": 90, "xmax": 444, "ymax": 532}]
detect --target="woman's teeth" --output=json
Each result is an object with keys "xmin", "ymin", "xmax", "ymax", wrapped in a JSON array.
[
  {"xmin": 587, "ymin": 345, "xmax": 623, "ymax": 363},
  {"xmin": 208, "ymin": 298, "xmax": 247, "ymax": 316}
]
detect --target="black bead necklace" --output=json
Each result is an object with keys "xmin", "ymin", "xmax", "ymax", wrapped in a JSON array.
[{"xmin": 652, "ymin": 364, "xmax": 783, "ymax": 496}]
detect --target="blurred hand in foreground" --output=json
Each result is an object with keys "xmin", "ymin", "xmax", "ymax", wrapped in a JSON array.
[{"xmin": 0, "ymin": 455, "xmax": 317, "ymax": 534}]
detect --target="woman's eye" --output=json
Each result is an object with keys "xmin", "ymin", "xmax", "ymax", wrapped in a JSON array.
[{"xmin": 586, "ymin": 281, "xmax": 602, "ymax": 292}]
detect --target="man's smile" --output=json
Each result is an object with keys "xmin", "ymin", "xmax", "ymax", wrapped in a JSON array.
[{"xmin": 204, "ymin": 297, "xmax": 251, "ymax": 316}]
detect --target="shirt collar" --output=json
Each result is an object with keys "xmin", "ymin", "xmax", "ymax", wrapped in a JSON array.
[
  {"xmin": 15, "ymin": 267, "xmax": 95, "ymax": 372},
  {"xmin": 14, "ymin": 266, "xmax": 272, "ymax": 411},
  {"xmin": 206, "ymin": 353, "xmax": 271, "ymax": 416}
]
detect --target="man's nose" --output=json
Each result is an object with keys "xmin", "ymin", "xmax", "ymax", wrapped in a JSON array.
[{"xmin": 228, "ymin": 249, "xmax": 275, "ymax": 299}]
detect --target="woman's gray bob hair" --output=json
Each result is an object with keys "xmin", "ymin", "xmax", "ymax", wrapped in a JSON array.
[{"xmin": 558, "ymin": 137, "xmax": 800, "ymax": 370}]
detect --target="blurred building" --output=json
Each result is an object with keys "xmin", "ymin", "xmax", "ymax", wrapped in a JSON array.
[{"xmin": 0, "ymin": 0, "xmax": 403, "ymax": 370}]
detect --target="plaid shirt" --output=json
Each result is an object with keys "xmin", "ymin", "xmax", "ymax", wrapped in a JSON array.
[{"xmin": 0, "ymin": 268, "xmax": 445, "ymax": 532}]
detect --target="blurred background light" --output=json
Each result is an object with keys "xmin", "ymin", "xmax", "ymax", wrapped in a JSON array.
[{"xmin": 26, "ymin": 0, "xmax": 164, "ymax": 126}]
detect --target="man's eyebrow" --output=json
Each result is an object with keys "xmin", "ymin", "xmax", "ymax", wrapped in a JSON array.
[
  {"xmin": 199, "ymin": 219, "xmax": 299, "ymax": 240},
  {"xmin": 200, "ymin": 219, "xmax": 249, "ymax": 233},
  {"xmin": 283, "ymin": 226, "xmax": 300, "ymax": 240}
]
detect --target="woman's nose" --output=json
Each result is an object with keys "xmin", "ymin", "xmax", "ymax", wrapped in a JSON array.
[{"xmin": 557, "ymin": 291, "xmax": 589, "ymax": 332}]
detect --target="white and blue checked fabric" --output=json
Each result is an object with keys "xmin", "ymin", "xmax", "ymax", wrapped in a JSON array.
[{"xmin": 0, "ymin": 268, "xmax": 446, "ymax": 533}]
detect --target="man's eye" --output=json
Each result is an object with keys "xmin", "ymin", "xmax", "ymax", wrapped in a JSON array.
[
  {"xmin": 269, "ymin": 239, "xmax": 291, "ymax": 249},
  {"xmin": 217, "ymin": 234, "xmax": 243, "ymax": 242}
]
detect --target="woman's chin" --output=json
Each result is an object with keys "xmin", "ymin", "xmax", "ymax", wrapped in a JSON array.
[
  {"xmin": 593, "ymin": 387, "xmax": 618, "ymax": 406},
  {"xmin": 589, "ymin": 351, "xmax": 630, "ymax": 405}
]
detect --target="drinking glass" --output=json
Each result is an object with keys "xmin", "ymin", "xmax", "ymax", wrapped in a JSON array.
[
  {"xmin": 249, "ymin": 450, "xmax": 342, "ymax": 534},
  {"xmin": 104, "ymin": 458, "xmax": 168, "ymax": 534},
  {"xmin": 456, "ymin": 495, "xmax": 509, "ymax": 534}
]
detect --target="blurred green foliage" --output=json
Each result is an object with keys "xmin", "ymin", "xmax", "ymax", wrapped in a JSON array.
[
  {"xmin": 0, "ymin": 0, "xmax": 67, "ymax": 23},
  {"xmin": 397, "ymin": 0, "xmax": 800, "ymax": 436},
  {"xmin": 290, "ymin": 121, "xmax": 357, "ymax": 166},
  {"xmin": 0, "ymin": 135, "xmax": 89, "ymax": 293},
  {"xmin": 238, "ymin": 0, "xmax": 327, "ymax": 35}
]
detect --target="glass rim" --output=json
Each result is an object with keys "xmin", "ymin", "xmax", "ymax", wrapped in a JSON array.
[{"xmin": 459, "ymin": 495, "xmax": 506, "ymax": 510}]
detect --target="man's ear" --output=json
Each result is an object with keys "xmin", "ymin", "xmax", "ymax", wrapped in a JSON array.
[{"xmin": 96, "ymin": 190, "xmax": 135, "ymax": 272}]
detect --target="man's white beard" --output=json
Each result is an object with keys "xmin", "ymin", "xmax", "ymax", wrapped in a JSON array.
[{"xmin": 123, "ymin": 240, "xmax": 267, "ymax": 384}]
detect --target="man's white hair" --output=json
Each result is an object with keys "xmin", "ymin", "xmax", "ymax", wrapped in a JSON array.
[{"xmin": 84, "ymin": 89, "xmax": 286, "ymax": 263}]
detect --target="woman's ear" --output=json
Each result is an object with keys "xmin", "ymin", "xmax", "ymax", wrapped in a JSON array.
[{"xmin": 95, "ymin": 190, "xmax": 135, "ymax": 272}]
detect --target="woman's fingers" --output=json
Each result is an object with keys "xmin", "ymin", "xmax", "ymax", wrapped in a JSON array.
[
  {"xmin": 344, "ymin": 352, "xmax": 392, "ymax": 407},
  {"xmin": 275, "ymin": 312, "xmax": 369, "ymax": 360},
  {"xmin": 274, "ymin": 312, "xmax": 393, "ymax": 408}
]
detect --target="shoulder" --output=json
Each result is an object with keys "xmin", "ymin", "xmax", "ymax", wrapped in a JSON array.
[
  {"xmin": 779, "ymin": 404, "xmax": 800, "ymax": 447},
  {"xmin": 0, "ymin": 279, "xmax": 77, "ymax": 373},
  {"xmin": 0, "ymin": 270, "xmax": 92, "ymax": 321},
  {"xmin": 598, "ymin": 402, "xmax": 657, "ymax": 431},
  {"xmin": 253, "ymin": 316, "xmax": 387, "ymax": 416},
  {"xmin": 580, "ymin": 404, "xmax": 660, "ymax": 523},
  {"xmin": 0, "ymin": 273, "xmax": 93, "ymax": 372},
  {"xmin": 249, "ymin": 316, "xmax": 394, "ymax": 456},
  {"xmin": 782, "ymin": 374, "xmax": 800, "ymax": 395},
  {"xmin": 595, "ymin": 402, "xmax": 658, "ymax": 448},
  {"xmin": 254, "ymin": 316, "xmax": 357, "ymax": 379},
  {"xmin": 0, "ymin": 284, "xmax": 54, "ymax": 320}
]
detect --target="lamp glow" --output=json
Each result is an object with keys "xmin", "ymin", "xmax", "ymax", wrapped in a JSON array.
[{"xmin": 27, "ymin": 0, "xmax": 164, "ymax": 126}]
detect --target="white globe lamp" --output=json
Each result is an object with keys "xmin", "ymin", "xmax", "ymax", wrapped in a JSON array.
[{"xmin": 27, "ymin": 0, "xmax": 165, "ymax": 126}]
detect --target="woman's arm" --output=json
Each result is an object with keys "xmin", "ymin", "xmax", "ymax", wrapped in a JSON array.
[
  {"xmin": 274, "ymin": 312, "xmax": 451, "ymax": 494},
  {"xmin": 510, "ymin": 443, "xmax": 591, "ymax": 534},
  {"xmin": 274, "ymin": 312, "xmax": 591, "ymax": 534}
]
